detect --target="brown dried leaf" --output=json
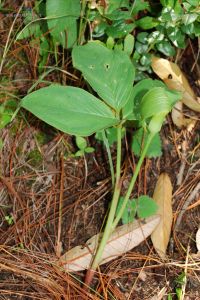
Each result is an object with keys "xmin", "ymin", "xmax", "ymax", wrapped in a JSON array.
[
  {"xmin": 59, "ymin": 215, "xmax": 160, "ymax": 271},
  {"xmin": 171, "ymin": 102, "xmax": 195, "ymax": 128},
  {"xmin": 171, "ymin": 102, "xmax": 185, "ymax": 128},
  {"xmin": 151, "ymin": 57, "xmax": 200, "ymax": 112},
  {"xmin": 151, "ymin": 173, "xmax": 173, "ymax": 259}
]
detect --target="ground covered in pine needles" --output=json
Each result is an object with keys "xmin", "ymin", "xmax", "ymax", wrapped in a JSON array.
[{"xmin": 0, "ymin": 1, "xmax": 200, "ymax": 299}]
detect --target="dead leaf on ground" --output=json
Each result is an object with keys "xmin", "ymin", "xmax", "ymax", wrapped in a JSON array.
[
  {"xmin": 171, "ymin": 102, "xmax": 196, "ymax": 129},
  {"xmin": 151, "ymin": 173, "xmax": 173, "ymax": 259},
  {"xmin": 171, "ymin": 102, "xmax": 185, "ymax": 128},
  {"xmin": 151, "ymin": 57, "xmax": 200, "ymax": 113},
  {"xmin": 58, "ymin": 215, "xmax": 160, "ymax": 272}
]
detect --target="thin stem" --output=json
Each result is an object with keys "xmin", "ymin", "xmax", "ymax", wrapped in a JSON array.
[
  {"xmin": 102, "ymin": 130, "xmax": 115, "ymax": 187},
  {"xmin": 90, "ymin": 125, "xmax": 122, "ymax": 271},
  {"xmin": 112, "ymin": 132, "xmax": 154, "ymax": 229},
  {"xmin": 78, "ymin": 0, "xmax": 87, "ymax": 45}
]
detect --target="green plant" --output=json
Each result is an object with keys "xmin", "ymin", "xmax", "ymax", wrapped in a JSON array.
[
  {"xmin": 0, "ymin": 100, "xmax": 17, "ymax": 130},
  {"xmin": 19, "ymin": 41, "xmax": 181, "ymax": 285},
  {"xmin": 16, "ymin": 0, "xmax": 81, "ymax": 71},
  {"xmin": 168, "ymin": 272, "xmax": 187, "ymax": 299},
  {"xmin": 87, "ymin": 0, "xmax": 200, "ymax": 80},
  {"xmin": 74, "ymin": 136, "xmax": 94, "ymax": 157},
  {"xmin": 5, "ymin": 214, "xmax": 14, "ymax": 225}
]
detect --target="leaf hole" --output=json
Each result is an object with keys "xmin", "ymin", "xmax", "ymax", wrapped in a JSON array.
[
  {"xmin": 168, "ymin": 74, "xmax": 173, "ymax": 79},
  {"xmin": 104, "ymin": 63, "xmax": 110, "ymax": 70}
]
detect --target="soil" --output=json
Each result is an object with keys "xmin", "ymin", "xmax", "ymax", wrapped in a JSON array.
[{"xmin": 0, "ymin": 2, "xmax": 200, "ymax": 299}]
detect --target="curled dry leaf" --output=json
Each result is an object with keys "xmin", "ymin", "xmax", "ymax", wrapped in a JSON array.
[
  {"xmin": 171, "ymin": 102, "xmax": 185, "ymax": 128},
  {"xmin": 171, "ymin": 102, "xmax": 195, "ymax": 128},
  {"xmin": 196, "ymin": 227, "xmax": 200, "ymax": 253},
  {"xmin": 151, "ymin": 173, "xmax": 173, "ymax": 259},
  {"xmin": 151, "ymin": 57, "xmax": 200, "ymax": 113},
  {"xmin": 58, "ymin": 215, "xmax": 160, "ymax": 272}
]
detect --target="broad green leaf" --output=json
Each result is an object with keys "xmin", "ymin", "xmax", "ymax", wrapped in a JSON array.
[
  {"xmin": 76, "ymin": 136, "xmax": 87, "ymax": 150},
  {"xmin": 0, "ymin": 113, "xmax": 11, "ymax": 129},
  {"xmin": 136, "ymin": 17, "xmax": 159, "ymax": 30},
  {"xmin": 105, "ymin": 19, "xmax": 135, "ymax": 39},
  {"xmin": 74, "ymin": 150, "xmax": 84, "ymax": 157},
  {"xmin": 139, "ymin": 87, "xmax": 180, "ymax": 133},
  {"xmin": 131, "ymin": 79, "xmax": 165, "ymax": 118},
  {"xmin": 140, "ymin": 87, "xmax": 173, "ymax": 120},
  {"xmin": 194, "ymin": 22, "xmax": 200, "ymax": 37},
  {"xmin": 85, "ymin": 147, "xmax": 95, "ymax": 154},
  {"xmin": 106, "ymin": 9, "xmax": 131, "ymax": 21},
  {"xmin": 16, "ymin": 12, "xmax": 41, "ymax": 40},
  {"xmin": 135, "ymin": 41, "xmax": 148, "ymax": 54},
  {"xmin": 131, "ymin": 0, "xmax": 150, "ymax": 16},
  {"xmin": 46, "ymin": 0, "xmax": 80, "ymax": 48},
  {"xmin": 124, "ymin": 34, "xmax": 134, "ymax": 55},
  {"xmin": 116, "ymin": 197, "xmax": 137, "ymax": 224},
  {"xmin": 137, "ymin": 196, "xmax": 158, "ymax": 218},
  {"xmin": 140, "ymin": 53, "xmax": 152, "ymax": 66},
  {"xmin": 132, "ymin": 128, "xmax": 162, "ymax": 158},
  {"xmin": 116, "ymin": 195, "xmax": 157, "ymax": 224},
  {"xmin": 0, "ymin": 100, "xmax": 17, "ymax": 129},
  {"xmin": 156, "ymin": 40, "xmax": 176, "ymax": 56},
  {"xmin": 72, "ymin": 42, "xmax": 135, "ymax": 111},
  {"xmin": 122, "ymin": 87, "xmax": 137, "ymax": 120},
  {"xmin": 106, "ymin": 36, "xmax": 115, "ymax": 49},
  {"xmin": 182, "ymin": 13, "xmax": 198, "ymax": 25},
  {"xmin": 136, "ymin": 32, "xmax": 149, "ymax": 43},
  {"xmin": 106, "ymin": 0, "xmax": 129, "ymax": 14},
  {"xmin": 167, "ymin": 27, "xmax": 186, "ymax": 48},
  {"xmin": 95, "ymin": 127, "xmax": 125, "ymax": 146},
  {"xmin": 20, "ymin": 85, "xmax": 119, "ymax": 136},
  {"xmin": 148, "ymin": 31, "xmax": 165, "ymax": 44}
]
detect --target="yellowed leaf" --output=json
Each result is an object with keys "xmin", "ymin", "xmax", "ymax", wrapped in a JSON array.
[
  {"xmin": 151, "ymin": 57, "xmax": 200, "ymax": 112},
  {"xmin": 151, "ymin": 173, "xmax": 173, "ymax": 259},
  {"xmin": 171, "ymin": 102, "xmax": 185, "ymax": 128},
  {"xmin": 58, "ymin": 215, "xmax": 160, "ymax": 271},
  {"xmin": 171, "ymin": 102, "xmax": 196, "ymax": 128}
]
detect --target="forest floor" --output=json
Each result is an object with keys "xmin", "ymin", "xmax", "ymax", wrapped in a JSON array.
[{"xmin": 0, "ymin": 1, "xmax": 200, "ymax": 300}]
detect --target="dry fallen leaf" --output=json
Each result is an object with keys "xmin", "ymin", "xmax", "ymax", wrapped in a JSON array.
[
  {"xmin": 151, "ymin": 57, "xmax": 200, "ymax": 113},
  {"xmin": 171, "ymin": 102, "xmax": 195, "ymax": 128},
  {"xmin": 171, "ymin": 102, "xmax": 185, "ymax": 128},
  {"xmin": 58, "ymin": 215, "xmax": 160, "ymax": 271},
  {"xmin": 151, "ymin": 173, "xmax": 173, "ymax": 259}
]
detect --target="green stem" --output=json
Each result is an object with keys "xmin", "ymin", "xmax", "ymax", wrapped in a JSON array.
[
  {"xmin": 78, "ymin": 0, "xmax": 88, "ymax": 45},
  {"xmin": 112, "ymin": 132, "xmax": 154, "ymax": 229},
  {"xmin": 102, "ymin": 130, "xmax": 115, "ymax": 187},
  {"xmin": 90, "ymin": 125, "xmax": 122, "ymax": 270}
]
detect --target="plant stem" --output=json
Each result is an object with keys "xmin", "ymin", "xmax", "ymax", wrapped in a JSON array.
[
  {"xmin": 89, "ymin": 125, "xmax": 122, "ymax": 271},
  {"xmin": 78, "ymin": 0, "xmax": 88, "ymax": 45},
  {"xmin": 102, "ymin": 130, "xmax": 115, "ymax": 187},
  {"xmin": 112, "ymin": 133, "xmax": 154, "ymax": 229}
]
